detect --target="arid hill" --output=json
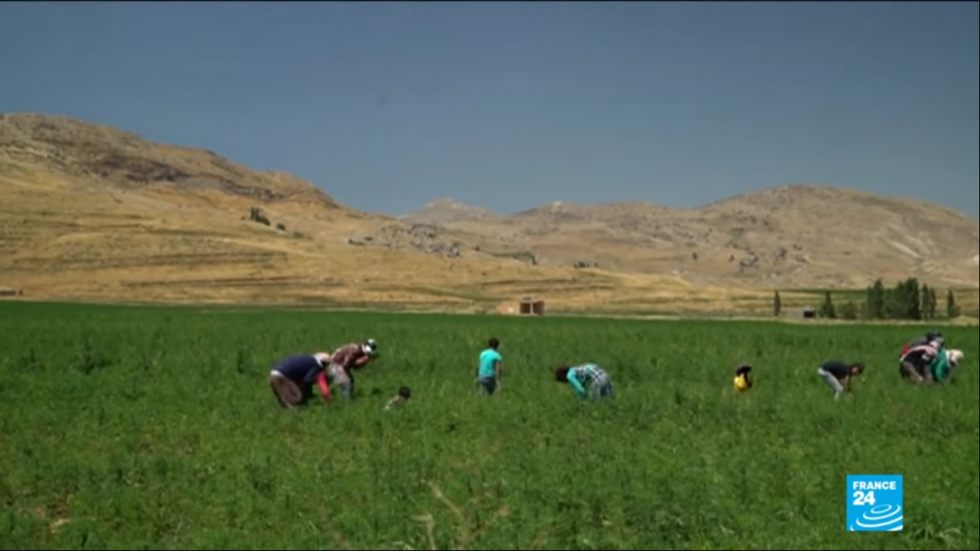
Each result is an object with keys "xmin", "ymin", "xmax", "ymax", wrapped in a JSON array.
[
  {"xmin": 397, "ymin": 185, "xmax": 980, "ymax": 290},
  {"xmin": 1, "ymin": 113, "xmax": 778, "ymax": 315},
  {"xmin": 2, "ymin": 113, "xmax": 975, "ymax": 316}
]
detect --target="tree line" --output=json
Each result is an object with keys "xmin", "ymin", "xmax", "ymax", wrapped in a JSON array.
[{"xmin": 773, "ymin": 278, "xmax": 962, "ymax": 320}]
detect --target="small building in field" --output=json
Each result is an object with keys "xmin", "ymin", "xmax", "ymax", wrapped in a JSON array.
[{"xmin": 519, "ymin": 296, "xmax": 545, "ymax": 316}]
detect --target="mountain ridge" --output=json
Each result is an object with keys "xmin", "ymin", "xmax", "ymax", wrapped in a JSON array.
[
  {"xmin": 401, "ymin": 184, "xmax": 976, "ymax": 224},
  {"xmin": 391, "ymin": 185, "xmax": 979, "ymax": 290},
  {"xmin": 2, "ymin": 112, "xmax": 977, "ymax": 313}
]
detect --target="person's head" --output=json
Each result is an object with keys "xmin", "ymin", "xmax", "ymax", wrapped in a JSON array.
[
  {"xmin": 849, "ymin": 362, "xmax": 865, "ymax": 376},
  {"xmin": 735, "ymin": 365, "xmax": 752, "ymax": 377},
  {"xmin": 555, "ymin": 366, "xmax": 570, "ymax": 382},
  {"xmin": 398, "ymin": 386, "xmax": 411, "ymax": 400},
  {"xmin": 948, "ymin": 350, "xmax": 963, "ymax": 367},
  {"xmin": 361, "ymin": 338, "xmax": 378, "ymax": 357},
  {"xmin": 488, "ymin": 338, "xmax": 499, "ymax": 350}
]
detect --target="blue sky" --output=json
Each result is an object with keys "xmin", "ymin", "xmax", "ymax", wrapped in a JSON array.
[{"xmin": 1, "ymin": 2, "xmax": 977, "ymax": 218}]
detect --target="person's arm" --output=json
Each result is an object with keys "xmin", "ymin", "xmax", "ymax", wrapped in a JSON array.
[
  {"xmin": 317, "ymin": 371, "xmax": 331, "ymax": 403},
  {"xmin": 353, "ymin": 355, "xmax": 372, "ymax": 368},
  {"xmin": 567, "ymin": 370, "xmax": 587, "ymax": 399}
]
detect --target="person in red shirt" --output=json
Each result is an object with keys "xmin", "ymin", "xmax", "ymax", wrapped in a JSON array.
[{"xmin": 326, "ymin": 339, "xmax": 378, "ymax": 399}]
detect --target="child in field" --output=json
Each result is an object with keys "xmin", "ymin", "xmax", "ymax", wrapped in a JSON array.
[
  {"xmin": 476, "ymin": 338, "xmax": 502, "ymax": 395},
  {"xmin": 385, "ymin": 387, "xmax": 411, "ymax": 410},
  {"xmin": 269, "ymin": 352, "xmax": 335, "ymax": 408},
  {"xmin": 733, "ymin": 365, "xmax": 753, "ymax": 393},
  {"xmin": 555, "ymin": 363, "xmax": 613, "ymax": 400},
  {"xmin": 817, "ymin": 360, "xmax": 864, "ymax": 399}
]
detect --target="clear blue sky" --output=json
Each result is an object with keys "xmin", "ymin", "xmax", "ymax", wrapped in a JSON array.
[{"xmin": 1, "ymin": 2, "xmax": 977, "ymax": 218}]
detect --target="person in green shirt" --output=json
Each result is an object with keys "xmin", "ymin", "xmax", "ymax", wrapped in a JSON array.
[
  {"xmin": 928, "ymin": 348, "xmax": 962, "ymax": 384},
  {"xmin": 476, "ymin": 338, "xmax": 502, "ymax": 395},
  {"xmin": 555, "ymin": 363, "xmax": 613, "ymax": 400}
]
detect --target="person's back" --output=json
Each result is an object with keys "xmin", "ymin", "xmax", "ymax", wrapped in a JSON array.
[
  {"xmin": 734, "ymin": 365, "xmax": 753, "ymax": 393},
  {"xmin": 566, "ymin": 363, "xmax": 613, "ymax": 399},
  {"xmin": 331, "ymin": 344, "xmax": 363, "ymax": 369},
  {"xmin": 476, "ymin": 338, "xmax": 502, "ymax": 395},
  {"xmin": 571, "ymin": 363, "xmax": 601, "ymax": 385},
  {"xmin": 478, "ymin": 348, "xmax": 502, "ymax": 378},
  {"xmin": 270, "ymin": 353, "xmax": 330, "ymax": 407},
  {"xmin": 817, "ymin": 360, "xmax": 863, "ymax": 399},
  {"xmin": 902, "ymin": 332, "xmax": 941, "ymax": 357},
  {"xmin": 276, "ymin": 354, "xmax": 323, "ymax": 385}
]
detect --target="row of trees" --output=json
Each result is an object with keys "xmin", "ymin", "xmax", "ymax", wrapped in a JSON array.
[{"xmin": 773, "ymin": 278, "xmax": 962, "ymax": 320}]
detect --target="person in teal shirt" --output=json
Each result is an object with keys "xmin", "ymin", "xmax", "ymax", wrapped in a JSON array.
[
  {"xmin": 555, "ymin": 363, "xmax": 613, "ymax": 400},
  {"xmin": 929, "ymin": 348, "xmax": 962, "ymax": 384},
  {"xmin": 476, "ymin": 338, "xmax": 502, "ymax": 395}
]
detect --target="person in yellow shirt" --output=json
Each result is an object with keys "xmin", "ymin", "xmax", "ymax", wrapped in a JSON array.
[{"xmin": 733, "ymin": 365, "xmax": 753, "ymax": 393}]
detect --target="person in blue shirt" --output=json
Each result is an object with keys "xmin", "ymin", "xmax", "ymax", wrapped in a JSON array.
[
  {"xmin": 555, "ymin": 363, "xmax": 613, "ymax": 400},
  {"xmin": 476, "ymin": 338, "xmax": 502, "ymax": 395},
  {"xmin": 269, "ymin": 352, "xmax": 334, "ymax": 408}
]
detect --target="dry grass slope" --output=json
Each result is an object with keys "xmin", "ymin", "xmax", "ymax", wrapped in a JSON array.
[{"xmin": 1, "ymin": 113, "xmax": 779, "ymax": 314}]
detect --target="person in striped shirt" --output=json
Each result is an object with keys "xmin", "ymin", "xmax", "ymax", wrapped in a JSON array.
[
  {"xmin": 555, "ymin": 363, "xmax": 613, "ymax": 400},
  {"xmin": 326, "ymin": 339, "xmax": 378, "ymax": 400}
]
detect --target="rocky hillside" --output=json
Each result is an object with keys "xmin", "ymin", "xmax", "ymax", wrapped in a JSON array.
[
  {"xmin": 393, "ymin": 185, "xmax": 980, "ymax": 289},
  {"xmin": 4, "ymin": 113, "xmax": 740, "ymax": 312},
  {"xmin": 0, "ymin": 113, "xmax": 338, "ymax": 208}
]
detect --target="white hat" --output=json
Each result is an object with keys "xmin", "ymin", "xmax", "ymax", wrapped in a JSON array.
[
  {"xmin": 947, "ymin": 349, "xmax": 963, "ymax": 366},
  {"xmin": 362, "ymin": 339, "xmax": 377, "ymax": 355}
]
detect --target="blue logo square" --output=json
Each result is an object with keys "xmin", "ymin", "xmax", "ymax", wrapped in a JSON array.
[{"xmin": 847, "ymin": 475, "xmax": 903, "ymax": 532}]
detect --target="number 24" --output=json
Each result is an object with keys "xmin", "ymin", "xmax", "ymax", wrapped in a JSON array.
[{"xmin": 853, "ymin": 490, "xmax": 876, "ymax": 506}]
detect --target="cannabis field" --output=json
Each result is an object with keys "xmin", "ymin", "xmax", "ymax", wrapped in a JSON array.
[{"xmin": 1, "ymin": 302, "xmax": 977, "ymax": 550}]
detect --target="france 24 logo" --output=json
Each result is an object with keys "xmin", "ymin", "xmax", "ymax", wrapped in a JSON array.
[{"xmin": 847, "ymin": 475, "xmax": 903, "ymax": 532}]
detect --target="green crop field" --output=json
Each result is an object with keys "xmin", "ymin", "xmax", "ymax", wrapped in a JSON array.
[{"xmin": 1, "ymin": 302, "xmax": 977, "ymax": 550}]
